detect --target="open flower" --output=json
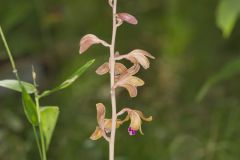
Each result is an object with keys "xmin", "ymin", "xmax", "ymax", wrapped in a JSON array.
[
  {"xmin": 115, "ymin": 49, "xmax": 155, "ymax": 69},
  {"xmin": 96, "ymin": 62, "xmax": 143, "ymax": 97},
  {"xmin": 115, "ymin": 75, "xmax": 144, "ymax": 97},
  {"xmin": 114, "ymin": 64, "xmax": 143, "ymax": 97},
  {"xmin": 117, "ymin": 108, "xmax": 152, "ymax": 135},
  {"xmin": 90, "ymin": 103, "xmax": 123, "ymax": 140}
]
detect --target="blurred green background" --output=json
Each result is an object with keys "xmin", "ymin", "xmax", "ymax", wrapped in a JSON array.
[{"xmin": 0, "ymin": 0, "xmax": 240, "ymax": 159}]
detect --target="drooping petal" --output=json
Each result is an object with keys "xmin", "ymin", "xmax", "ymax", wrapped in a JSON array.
[
  {"xmin": 132, "ymin": 49, "xmax": 155, "ymax": 59},
  {"xmin": 115, "ymin": 63, "xmax": 127, "ymax": 75},
  {"xmin": 126, "ymin": 76, "xmax": 144, "ymax": 87},
  {"xmin": 117, "ymin": 13, "xmax": 138, "ymax": 25},
  {"xmin": 126, "ymin": 49, "xmax": 155, "ymax": 69},
  {"xmin": 133, "ymin": 53, "xmax": 150, "ymax": 69},
  {"xmin": 96, "ymin": 62, "xmax": 109, "ymax": 75},
  {"xmin": 90, "ymin": 127, "xmax": 103, "ymax": 140},
  {"xmin": 108, "ymin": 0, "xmax": 113, "ymax": 7},
  {"xmin": 96, "ymin": 103, "xmax": 106, "ymax": 127},
  {"xmin": 129, "ymin": 111, "xmax": 142, "ymax": 131},
  {"xmin": 127, "ymin": 64, "xmax": 141, "ymax": 75},
  {"xmin": 119, "ymin": 84, "xmax": 138, "ymax": 97},
  {"xmin": 135, "ymin": 110, "xmax": 153, "ymax": 122},
  {"xmin": 115, "ymin": 64, "xmax": 140, "ymax": 86},
  {"xmin": 79, "ymin": 34, "xmax": 110, "ymax": 54}
]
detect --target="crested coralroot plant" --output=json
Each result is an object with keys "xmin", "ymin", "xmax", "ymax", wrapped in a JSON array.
[
  {"xmin": 79, "ymin": 0, "xmax": 155, "ymax": 159},
  {"xmin": 0, "ymin": 26, "xmax": 94, "ymax": 160}
]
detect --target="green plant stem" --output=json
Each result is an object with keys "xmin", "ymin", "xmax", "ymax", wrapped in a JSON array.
[
  {"xmin": 35, "ymin": 96, "xmax": 47, "ymax": 160},
  {"xmin": 0, "ymin": 26, "xmax": 20, "ymax": 80},
  {"xmin": 33, "ymin": 126, "xmax": 43, "ymax": 160},
  {"xmin": 0, "ymin": 26, "xmax": 46, "ymax": 160}
]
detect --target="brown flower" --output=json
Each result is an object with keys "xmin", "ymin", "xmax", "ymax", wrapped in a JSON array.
[
  {"xmin": 117, "ymin": 108, "xmax": 152, "ymax": 135},
  {"xmin": 90, "ymin": 103, "xmax": 123, "ymax": 140},
  {"xmin": 115, "ymin": 49, "xmax": 155, "ymax": 69},
  {"xmin": 114, "ymin": 64, "xmax": 143, "ymax": 97},
  {"xmin": 96, "ymin": 62, "xmax": 143, "ymax": 97}
]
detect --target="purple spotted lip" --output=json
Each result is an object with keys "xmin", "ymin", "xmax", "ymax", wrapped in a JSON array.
[{"xmin": 128, "ymin": 127, "xmax": 137, "ymax": 135}]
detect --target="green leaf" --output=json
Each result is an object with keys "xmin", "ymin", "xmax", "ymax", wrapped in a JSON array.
[
  {"xmin": 39, "ymin": 59, "xmax": 95, "ymax": 98},
  {"xmin": 40, "ymin": 106, "xmax": 59, "ymax": 150},
  {"xmin": 21, "ymin": 85, "xmax": 39, "ymax": 125},
  {"xmin": 196, "ymin": 58, "xmax": 240, "ymax": 101},
  {"xmin": 216, "ymin": 0, "xmax": 240, "ymax": 38},
  {"xmin": 0, "ymin": 79, "xmax": 36, "ymax": 93}
]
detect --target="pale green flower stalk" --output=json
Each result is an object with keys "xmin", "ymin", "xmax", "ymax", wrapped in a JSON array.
[
  {"xmin": 79, "ymin": 0, "xmax": 155, "ymax": 159},
  {"xmin": 0, "ymin": 26, "xmax": 94, "ymax": 160}
]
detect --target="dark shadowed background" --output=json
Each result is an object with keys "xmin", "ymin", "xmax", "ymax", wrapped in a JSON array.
[{"xmin": 0, "ymin": 0, "xmax": 240, "ymax": 160}]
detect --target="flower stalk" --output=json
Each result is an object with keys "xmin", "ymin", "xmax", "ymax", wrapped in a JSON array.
[
  {"xmin": 79, "ymin": 0, "xmax": 155, "ymax": 159},
  {"xmin": 109, "ymin": 0, "xmax": 118, "ymax": 159}
]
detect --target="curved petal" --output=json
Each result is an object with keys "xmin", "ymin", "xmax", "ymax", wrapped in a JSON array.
[
  {"xmin": 120, "ymin": 84, "xmax": 137, "ymax": 97},
  {"xmin": 96, "ymin": 103, "xmax": 106, "ymax": 127},
  {"xmin": 133, "ymin": 53, "xmax": 150, "ymax": 69},
  {"xmin": 115, "ymin": 63, "xmax": 127, "ymax": 75},
  {"xmin": 136, "ymin": 110, "xmax": 153, "ymax": 122},
  {"xmin": 108, "ymin": 0, "xmax": 113, "ymax": 7},
  {"xmin": 127, "ymin": 64, "xmax": 141, "ymax": 75},
  {"xmin": 126, "ymin": 76, "xmax": 144, "ymax": 87},
  {"xmin": 79, "ymin": 34, "xmax": 110, "ymax": 54},
  {"xmin": 90, "ymin": 127, "xmax": 103, "ymax": 140},
  {"xmin": 114, "ymin": 64, "xmax": 140, "ymax": 87},
  {"xmin": 132, "ymin": 49, "xmax": 155, "ymax": 59},
  {"xmin": 117, "ymin": 13, "xmax": 138, "ymax": 25},
  {"xmin": 126, "ymin": 49, "xmax": 155, "ymax": 69},
  {"xmin": 96, "ymin": 62, "xmax": 109, "ymax": 75}
]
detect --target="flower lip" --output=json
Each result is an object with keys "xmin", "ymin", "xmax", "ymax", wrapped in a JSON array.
[{"xmin": 128, "ymin": 127, "xmax": 137, "ymax": 136}]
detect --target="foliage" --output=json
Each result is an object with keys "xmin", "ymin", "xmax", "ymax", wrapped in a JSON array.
[
  {"xmin": 216, "ymin": 0, "xmax": 240, "ymax": 38},
  {"xmin": 0, "ymin": 26, "xmax": 94, "ymax": 160}
]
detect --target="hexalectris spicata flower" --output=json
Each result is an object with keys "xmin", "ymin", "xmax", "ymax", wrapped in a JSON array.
[
  {"xmin": 117, "ymin": 108, "xmax": 153, "ymax": 135},
  {"xmin": 90, "ymin": 103, "xmax": 123, "ymax": 141}
]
